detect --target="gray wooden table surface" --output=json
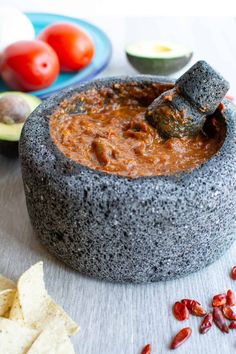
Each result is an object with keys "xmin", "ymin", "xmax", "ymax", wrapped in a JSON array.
[{"xmin": 1, "ymin": 16, "xmax": 236, "ymax": 354}]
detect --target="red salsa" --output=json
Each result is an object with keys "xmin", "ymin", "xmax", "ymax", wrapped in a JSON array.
[{"xmin": 50, "ymin": 82, "xmax": 226, "ymax": 178}]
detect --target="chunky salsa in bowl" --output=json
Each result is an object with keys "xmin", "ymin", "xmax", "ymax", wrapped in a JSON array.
[
  {"xmin": 19, "ymin": 76, "xmax": 236, "ymax": 283},
  {"xmin": 50, "ymin": 81, "xmax": 226, "ymax": 178}
]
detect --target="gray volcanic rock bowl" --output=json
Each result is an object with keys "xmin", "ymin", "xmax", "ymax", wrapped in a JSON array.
[{"xmin": 19, "ymin": 76, "xmax": 236, "ymax": 283}]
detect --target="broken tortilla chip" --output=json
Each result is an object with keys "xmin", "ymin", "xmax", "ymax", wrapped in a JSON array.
[
  {"xmin": 18, "ymin": 262, "xmax": 47, "ymax": 317},
  {"xmin": 17, "ymin": 262, "xmax": 79, "ymax": 335},
  {"xmin": 0, "ymin": 274, "xmax": 16, "ymax": 291},
  {"xmin": 9, "ymin": 291, "xmax": 24, "ymax": 323},
  {"xmin": 3, "ymin": 309, "xmax": 10, "ymax": 318},
  {"xmin": 0, "ymin": 262, "xmax": 79, "ymax": 353},
  {"xmin": 0, "ymin": 288, "xmax": 16, "ymax": 316},
  {"xmin": 0, "ymin": 317, "xmax": 38, "ymax": 354},
  {"xmin": 26, "ymin": 318, "xmax": 75, "ymax": 354},
  {"xmin": 25, "ymin": 295, "xmax": 80, "ymax": 335}
]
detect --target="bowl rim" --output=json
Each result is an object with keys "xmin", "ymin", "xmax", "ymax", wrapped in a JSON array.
[{"xmin": 20, "ymin": 75, "xmax": 236, "ymax": 189}]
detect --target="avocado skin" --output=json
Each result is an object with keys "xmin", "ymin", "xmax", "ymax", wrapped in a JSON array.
[
  {"xmin": 0, "ymin": 140, "xmax": 18, "ymax": 158},
  {"xmin": 126, "ymin": 52, "xmax": 193, "ymax": 75}
]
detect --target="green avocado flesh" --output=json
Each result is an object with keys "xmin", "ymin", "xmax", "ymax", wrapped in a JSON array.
[
  {"xmin": 126, "ymin": 41, "xmax": 193, "ymax": 75},
  {"xmin": 0, "ymin": 92, "xmax": 41, "ymax": 142},
  {"xmin": 0, "ymin": 122, "xmax": 24, "ymax": 142}
]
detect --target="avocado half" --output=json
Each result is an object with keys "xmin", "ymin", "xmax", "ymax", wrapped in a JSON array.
[
  {"xmin": 0, "ymin": 92, "xmax": 41, "ymax": 157},
  {"xmin": 126, "ymin": 41, "xmax": 193, "ymax": 76}
]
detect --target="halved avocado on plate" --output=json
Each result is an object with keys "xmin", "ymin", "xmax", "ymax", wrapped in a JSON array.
[
  {"xmin": 0, "ymin": 92, "xmax": 41, "ymax": 157},
  {"xmin": 126, "ymin": 41, "xmax": 193, "ymax": 76}
]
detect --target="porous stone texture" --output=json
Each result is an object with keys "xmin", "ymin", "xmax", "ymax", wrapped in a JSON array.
[
  {"xmin": 176, "ymin": 60, "xmax": 230, "ymax": 113},
  {"xmin": 19, "ymin": 76, "xmax": 236, "ymax": 283},
  {"xmin": 147, "ymin": 61, "xmax": 230, "ymax": 138},
  {"xmin": 147, "ymin": 88, "xmax": 206, "ymax": 138}
]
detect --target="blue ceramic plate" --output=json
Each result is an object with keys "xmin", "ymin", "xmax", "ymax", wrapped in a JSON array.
[{"xmin": 0, "ymin": 13, "xmax": 112, "ymax": 99}]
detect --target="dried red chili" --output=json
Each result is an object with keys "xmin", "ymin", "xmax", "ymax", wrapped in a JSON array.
[
  {"xmin": 226, "ymin": 95, "xmax": 234, "ymax": 101},
  {"xmin": 212, "ymin": 294, "xmax": 227, "ymax": 307},
  {"xmin": 170, "ymin": 327, "xmax": 192, "ymax": 350},
  {"xmin": 191, "ymin": 304, "xmax": 207, "ymax": 317},
  {"xmin": 213, "ymin": 307, "xmax": 229, "ymax": 333},
  {"xmin": 231, "ymin": 266, "xmax": 236, "ymax": 280},
  {"xmin": 181, "ymin": 299, "xmax": 200, "ymax": 311},
  {"xmin": 200, "ymin": 313, "xmax": 213, "ymax": 334},
  {"xmin": 229, "ymin": 321, "xmax": 236, "ymax": 329},
  {"xmin": 218, "ymin": 102, "xmax": 225, "ymax": 111},
  {"xmin": 222, "ymin": 306, "xmax": 236, "ymax": 320},
  {"xmin": 141, "ymin": 344, "xmax": 151, "ymax": 354},
  {"xmin": 173, "ymin": 302, "xmax": 189, "ymax": 321},
  {"xmin": 226, "ymin": 289, "xmax": 236, "ymax": 306}
]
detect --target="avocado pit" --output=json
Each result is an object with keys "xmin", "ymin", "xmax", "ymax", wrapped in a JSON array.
[
  {"xmin": 0, "ymin": 92, "xmax": 41, "ymax": 157},
  {"xmin": 0, "ymin": 94, "xmax": 31, "ymax": 125}
]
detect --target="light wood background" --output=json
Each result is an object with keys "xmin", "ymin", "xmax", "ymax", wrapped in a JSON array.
[{"xmin": 1, "ymin": 15, "xmax": 236, "ymax": 354}]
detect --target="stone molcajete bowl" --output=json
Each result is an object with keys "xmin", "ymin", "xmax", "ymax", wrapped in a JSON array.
[{"xmin": 19, "ymin": 76, "xmax": 236, "ymax": 283}]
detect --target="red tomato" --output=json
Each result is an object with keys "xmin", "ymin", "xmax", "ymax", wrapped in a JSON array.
[
  {"xmin": 0, "ymin": 40, "xmax": 59, "ymax": 91},
  {"xmin": 39, "ymin": 22, "xmax": 95, "ymax": 72}
]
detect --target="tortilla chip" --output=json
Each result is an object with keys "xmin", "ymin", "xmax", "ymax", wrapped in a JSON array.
[
  {"xmin": 26, "ymin": 319, "xmax": 75, "ymax": 354},
  {"xmin": 0, "ymin": 274, "xmax": 16, "ymax": 291},
  {"xmin": 0, "ymin": 288, "xmax": 16, "ymax": 316},
  {"xmin": 3, "ymin": 309, "xmax": 10, "ymax": 318},
  {"xmin": 17, "ymin": 262, "xmax": 79, "ymax": 336},
  {"xmin": 9, "ymin": 291, "xmax": 24, "ymax": 323},
  {"xmin": 0, "ymin": 317, "xmax": 38, "ymax": 354},
  {"xmin": 18, "ymin": 262, "xmax": 47, "ymax": 317},
  {"xmin": 27, "ymin": 295, "xmax": 80, "ymax": 335}
]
